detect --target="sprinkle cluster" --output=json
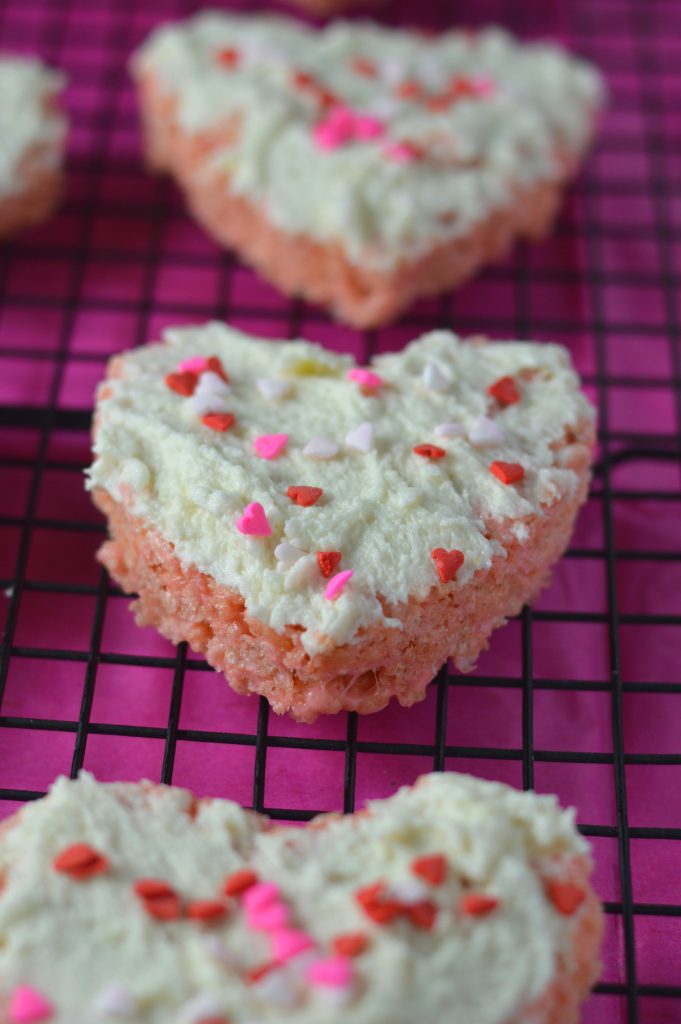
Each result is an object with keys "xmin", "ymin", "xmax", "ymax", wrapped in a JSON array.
[{"xmin": 161, "ymin": 351, "xmax": 532, "ymax": 609}]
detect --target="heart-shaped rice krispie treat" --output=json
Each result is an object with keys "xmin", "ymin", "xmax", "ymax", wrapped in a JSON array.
[
  {"xmin": 132, "ymin": 14, "xmax": 604, "ymax": 326},
  {"xmin": 87, "ymin": 323, "xmax": 595, "ymax": 721},
  {"xmin": 0, "ymin": 771, "xmax": 603, "ymax": 1024},
  {"xmin": 0, "ymin": 56, "xmax": 67, "ymax": 238}
]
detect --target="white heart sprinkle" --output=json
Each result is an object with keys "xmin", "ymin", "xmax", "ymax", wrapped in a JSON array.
[
  {"xmin": 303, "ymin": 437, "xmax": 339, "ymax": 459},
  {"xmin": 345, "ymin": 421, "xmax": 375, "ymax": 453},
  {"xmin": 189, "ymin": 372, "xmax": 231, "ymax": 416},
  {"xmin": 423, "ymin": 361, "xmax": 449, "ymax": 392},
  {"xmin": 257, "ymin": 377, "xmax": 291, "ymax": 401},
  {"xmin": 435, "ymin": 422, "xmax": 465, "ymax": 438},
  {"xmin": 275, "ymin": 542, "xmax": 305, "ymax": 569},
  {"xmin": 93, "ymin": 984, "xmax": 136, "ymax": 1018},
  {"xmin": 468, "ymin": 415, "xmax": 505, "ymax": 446},
  {"xmin": 253, "ymin": 970, "xmax": 300, "ymax": 1008},
  {"xmin": 386, "ymin": 877, "xmax": 431, "ymax": 905}
]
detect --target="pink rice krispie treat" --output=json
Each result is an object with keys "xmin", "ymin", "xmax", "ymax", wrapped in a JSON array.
[
  {"xmin": 0, "ymin": 771, "xmax": 603, "ymax": 1024},
  {"xmin": 87, "ymin": 323, "xmax": 595, "ymax": 721},
  {"xmin": 0, "ymin": 56, "xmax": 67, "ymax": 239},
  {"xmin": 131, "ymin": 14, "xmax": 604, "ymax": 327}
]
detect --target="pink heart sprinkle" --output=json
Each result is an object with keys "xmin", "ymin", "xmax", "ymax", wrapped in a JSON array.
[
  {"xmin": 324, "ymin": 570, "xmax": 354, "ymax": 601},
  {"xmin": 247, "ymin": 900, "xmax": 291, "ymax": 931},
  {"xmin": 236, "ymin": 502, "xmax": 271, "ymax": 537},
  {"xmin": 472, "ymin": 75, "xmax": 495, "ymax": 96},
  {"xmin": 327, "ymin": 105, "xmax": 355, "ymax": 131},
  {"xmin": 270, "ymin": 928, "xmax": 315, "ymax": 964},
  {"xmin": 8, "ymin": 986, "xmax": 54, "ymax": 1023},
  {"xmin": 346, "ymin": 368, "xmax": 384, "ymax": 390},
  {"xmin": 253, "ymin": 433, "xmax": 288, "ymax": 460},
  {"xmin": 307, "ymin": 955, "xmax": 354, "ymax": 989},
  {"xmin": 354, "ymin": 115, "xmax": 385, "ymax": 140},
  {"xmin": 383, "ymin": 140, "xmax": 421, "ymax": 163},
  {"xmin": 242, "ymin": 881, "xmax": 280, "ymax": 912},
  {"xmin": 177, "ymin": 356, "xmax": 209, "ymax": 374},
  {"xmin": 312, "ymin": 122, "xmax": 347, "ymax": 150}
]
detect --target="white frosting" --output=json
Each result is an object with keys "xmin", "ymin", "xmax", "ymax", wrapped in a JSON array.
[
  {"xmin": 0, "ymin": 56, "xmax": 66, "ymax": 197},
  {"xmin": 87, "ymin": 323, "xmax": 594, "ymax": 654},
  {"xmin": 132, "ymin": 14, "xmax": 605, "ymax": 268},
  {"xmin": 0, "ymin": 771, "xmax": 594, "ymax": 1024}
]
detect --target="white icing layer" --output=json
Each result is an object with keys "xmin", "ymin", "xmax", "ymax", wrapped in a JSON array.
[
  {"xmin": 133, "ymin": 14, "xmax": 605, "ymax": 268},
  {"xmin": 0, "ymin": 56, "xmax": 66, "ymax": 197},
  {"xmin": 0, "ymin": 771, "xmax": 595, "ymax": 1024},
  {"xmin": 87, "ymin": 324, "xmax": 594, "ymax": 654}
]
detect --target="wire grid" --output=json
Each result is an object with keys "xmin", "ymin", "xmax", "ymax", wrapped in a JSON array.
[{"xmin": 1, "ymin": 0, "xmax": 680, "ymax": 1021}]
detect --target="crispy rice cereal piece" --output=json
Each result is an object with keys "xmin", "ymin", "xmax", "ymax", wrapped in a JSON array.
[
  {"xmin": 0, "ymin": 771, "xmax": 603, "ymax": 1024},
  {"xmin": 131, "ymin": 14, "xmax": 604, "ymax": 327},
  {"xmin": 87, "ymin": 323, "xmax": 595, "ymax": 721},
  {"xmin": 0, "ymin": 56, "xmax": 67, "ymax": 238}
]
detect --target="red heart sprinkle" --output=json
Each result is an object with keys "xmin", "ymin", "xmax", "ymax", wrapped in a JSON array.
[
  {"xmin": 223, "ymin": 869, "xmax": 258, "ymax": 897},
  {"xmin": 201, "ymin": 413, "xmax": 235, "ymax": 432},
  {"xmin": 355, "ymin": 882, "xmax": 401, "ymax": 925},
  {"xmin": 134, "ymin": 879, "xmax": 175, "ymax": 899},
  {"xmin": 461, "ymin": 893, "xmax": 500, "ymax": 916},
  {"xmin": 246, "ymin": 963, "xmax": 276, "ymax": 984},
  {"xmin": 287, "ymin": 485, "xmax": 323, "ymax": 507},
  {"xmin": 490, "ymin": 461, "xmax": 525, "ymax": 485},
  {"xmin": 411, "ymin": 853, "xmax": 448, "ymax": 886},
  {"xmin": 413, "ymin": 444, "xmax": 446, "ymax": 459},
  {"xmin": 332, "ymin": 932, "xmax": 370, "ymax": 957},
  {"xmin": 206, "ymin": 356, "xmax": 229, "ymax": 382},
  {"xmin": 487, "ymin": 375, "xmax": 520, "ymax": 406},
  {"xmin": 545, "ymin": 879, "xmax": 585, "ymax": 915},
  {"xmin": 352, "ymin": 57, "xmax": 377, "ymax": 78},
  {"xmin": 216, "ymin": 47, "xmax": 239, "ymax": 68},
  {"xmin": 426, "ymin": 95, "xmax": 451, "ymax": 112},
  {"xmin": 406, "ymin": 900, "xmax": 438, "ymax": 930},
  {"xmin": 430, "ymin": 548, "xmax": 464, "ymax": 584},
  {"xmin": 186, "ymin": 899, "xmax": 229, "ymax": 922},
  {"xmin": 395, "ymin": 79, "xmax": 422, "ymax": 100},
  {"xmin": 165, "ymin": 371, "xmax": 198, "ymax": 397},
  {"xmin": 53, "ymin": 843, "xmax": 109, "ymax": 880},
  {"xmin": 317, "ymin": 551, "xmax": 342, "ymax": 578},
  {"xmin": 134, "ymin": 878, "xmax": 182, "ymax": 920}
]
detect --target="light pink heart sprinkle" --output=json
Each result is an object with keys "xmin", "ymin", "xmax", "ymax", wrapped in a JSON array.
[
  {"xmin": 236, "ymin": 502, "xmax": 272, "ymax": 537},
  {"xmin": 354, "ymin": 115, "xmax": 385, "ymax": 140},
  {"xmin": 468, "ymin": 415, "xmax": 504, "ymax": 446},
  {"xmin": 253, "ymin": 433, "xmax": 288, "ymax": 460},
  {"xmin": 247, "ymin": 900, "xmax": 291, "ymax": 931},
  {"xmin": 242, "ymin": 881, "xmax": 280, "ymax": 912},
  {"xmin": 435, "ymin": 422, "xmax": 465, "ymax": 438},
  {"xmin": 307, "ymin": 955, "xmax": 354, "ymax": 989},
  {"xmin": 8, "ymin": 986, "xmax": 54, "ymax": 1023},
  {"xmin": 324, "ymin": 570, "xmax": 354, "ymax": 601},
  {"xmin": 177, "ymin": 356, "xmax": 209, "ymax": 374},
  {"xmin": 270, "ymin": 928, "xmax": 315, "ymax": 964},
  {"xmin": 346, "ymin": 368, "xmax": 384, "ymax": 390},
  {"xmin": 345, "ymin": 421, "xmax": 374, "ymax": 453}
]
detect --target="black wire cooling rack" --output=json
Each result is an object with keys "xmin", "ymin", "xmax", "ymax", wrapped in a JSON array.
[{"xmin": 1, "ymin": 0, "xmax": 681, "ymax": 1021}]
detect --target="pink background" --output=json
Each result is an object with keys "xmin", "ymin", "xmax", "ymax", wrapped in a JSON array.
[{"xmin": 1, "ymin": 0, "xmax": 681, "ymax": 1021}]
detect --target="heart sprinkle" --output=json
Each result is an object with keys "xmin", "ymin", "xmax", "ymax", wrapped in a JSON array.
[
  {"xmin": 324, "ymin": 570, "xmax": 353, "ymax": 600},
  {"xmin": 468, "ymin": 415, "xmax": 504, "ymax": 446},
  {"xmin": 431, "ymin": 548, "xmax": 464, "ymax": 583},
  {"xmin": 53, "ymin": 842, "xmax": 109, "ymax": 880},
  {"xmin": 302, "ymin": 437, "xmax": 339, "ymax": 459},
  {"xmin": 270, "ymin": 928, "xmax": 316, "ymax": 964},
  {"xmin": 413, "ymin": 444, "xmax": 446, "ymax": 459},
  {"xmin": 382, "ymin": 140, "xmax": 423, "ymax": 163},
  {"xmin": 346, "ymin": 368, "xmax": 384, "ymax": 391},
  {"xmin": 544, "ymin": 879, "xmax": 586, "ymax": 915},
  {"xmin": 287, "ymin": 485, "xmax": 323, "ymax": 507},
  {"xmin": 236, "ymin": 502, "xmax": 272, "ymax": 537},
  {"xmin": 317, "ymin": 551, "xmax": 342, "ymax": 578},
  {"xmin": 216, "ymin": 47, "xmax": 240, "ymax": 68},
  {"xmin": 223, "ymin": 868, "xmax": 258, "ymax": 897},
  {"xmin": 411, "ymin": 853, "xmax": 448, "ymax": 886},
  {"xmin": 307, "ymin": 955, "xmax": 354, "ymax": 989},
  {"xmin": 461, "ymin": 893, "xmax": 500, "ymax": 916},
  {"xmin": 351, "ymin": 57, "xmax": 377, "ymax": 78},
  {"xmin": 253, "ymin": 433, "xmax": 288, "ymax": 460},
  {"xmin": 247, "ymin": 900, "xmax": 291, "ymax": 932},
  {"xmin": 134, "ymin": 878, "xmax": 182, "ymax": 921},
  {"xmin": 332, "ymin": 933, "xmax": 370, "ymax": 957},
  {"xmin": 490, "ymin": 461, "xmax": 525, "ymax": 485},
  {"xmin": 257, "ymin": 377, "xmax": 291, "ymax": 401},
  {"xmin": 165, "ymin": 371, "xmax": 198, "ymax": 397},
  {"xmin": 488, "ymin": 375, "xmax": 520, "ymax": 406},
  {"xmin": 8, "ymin": 987, "xmax": 54, "ymax": 1023},
  {"xmin": 243, "ymin": 881, "xmax": 281, "ymax": 912},
  {"xmin": 177, "ymin": 356, "xmax": 211, "ymax": 374},
  {"xmin": 422, "ymin": 361, "xmax": 449, "ymax": 392},
  {"xmin": 186, "ymin": 899, "xmax": 229, "ymax": 922},
  {"xmin": 345, "ymin": 421, "xmax": 375, "ymax": 453},
  {"xmin": 201, "ymin": 413, "xmax": 235, "ymax": 432}
]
